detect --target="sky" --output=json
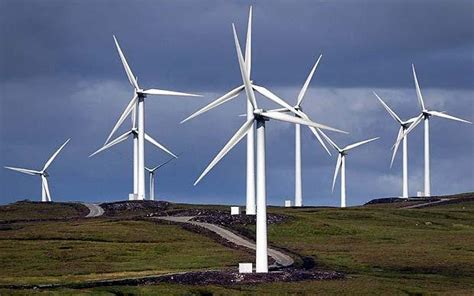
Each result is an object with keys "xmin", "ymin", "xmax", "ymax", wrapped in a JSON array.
[{"xmin": 0, "ymin": 0, "xmax": 473, "ymax": 207}]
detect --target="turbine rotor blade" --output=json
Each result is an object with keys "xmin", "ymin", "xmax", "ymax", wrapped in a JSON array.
[
  {"xmin": 252, "ymin": 84, "xmax": 298, "ymax": 114},
  {"xmin": 181, "ymin": 85, "xmax": 244, "ymax": 124},
  {"xmin": 143, "ymin": 89, "xmax": 201, "ymax": 97},
  {"xmin": 299, "ymin": 111, "xmax": 331, "ymax": 155},
  {"xmin": 4, "ymin": 166, "xmax": 41, "ymax": 176},
  {"xmin": 252, "ymin": 84, "xmax": 346, "ymax": 134},
  {"xmin": 194, "ymin": 117, "xmax": 254, "ymax": 186},
  {"xmin": 145, "ymin": 133, "xmax": 177, "ymax": 158},
  {"xmin": 113, "ymin": 35, "xmax": 139, "ymax": 90},
  {"xmin": 343, "ymin": 137, "xmax": 380, "ymax": 151},
  {"xmin": 259, "ymin": 110, "xmax": 347, "ymax": 134},
  {"xmin": 399, "ymin": 113, "xmax": 424, "ymax": 143},
  {"xmin": 90, "ymin": 130, "xmax": 132, "ymax": 158},
  {"xmin": 105, "ymin": 94, "xmax": 138, "ymax": 144},
  {"xmin": 412, "ymin": 64, "xmax": 425, "ymax": 110},
  {"xmin": 232, "ymin": 24, "xmax": 258, "ymax": 109},
  {"xmin": 373, "ymin": 91, "xmax": 402, "ymax": 124},
  {"xmin": 390, "ymin": 126, "xmax": 404, "ymax": 168},
  {"xmin": 42, "ymin": 138, "xmax": 70, "ymax": 171},
  {"xmin": 319, "ymin": 130, "xmax": 341, "ymax": 152},
  {"xmin": 296, "ymin": 54, "xmax": 322, "ymax": 107},
  {"xmin": 332, "ymin": 154, "xmax": 342, "ymax": 192},
  {"xmin": 428, "ymin": 111, "xmax": 472, "ymax": 124},
  {"xmin": 266, "ymin": 107, "xmax": 291, "ymax": 113},
  {"xmin": 150, "ymin": 155, "xmax": 178, "ymax": 172},
  {"xmin": 131, "ymin": 104, "xmax": 137, "ymax": 129},
  {"xmin": 245, "ymin": 6, "xmax": 252, "ymax": 77}
]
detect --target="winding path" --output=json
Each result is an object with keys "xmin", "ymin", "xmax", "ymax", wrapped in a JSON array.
[
  {"xmin": 402, "ymin": 198, "xmax": 451, "ymax": 209},
  {"xmin": 157, "ymin": 216, "xmax": 294, "ymax": 268},
  {"xmin": 82, "ymin": 203, "xmax": 105, "ymax": 218}
]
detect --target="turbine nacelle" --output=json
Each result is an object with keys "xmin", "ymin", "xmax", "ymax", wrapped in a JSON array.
[{"xmin": 135, "ymin": 89, "xmax": 147, "ymax": 97}]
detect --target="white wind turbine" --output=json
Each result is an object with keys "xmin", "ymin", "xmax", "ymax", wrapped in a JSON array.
[
  {"xmin": 181, "ymin": 7, "xmax": 257, "ymax": 215},
  {"xmin": 193, "ymin": 25, "xmax": 346, "ymax": 273},
  {"xmin": 267, "ymin": 55, "xmax": 332, "ymax": 207},
  {"xmin": 103, "ymin": 35, "xmax": 201, "ymax": 200},
  {"xmin": 4, "ymin": 139, "xmax": 70, "ymax": 202},
  {"xmin": 373, "ymin": 92, "xmax": 417, "ymax": 198},
  {"xmin": 145, "ymin": 156, "xmax": 177, "ymax": 201},
  {"xmin": 90, "ymin": 106, "xmax": 177, "ymax": 200},
  {"xmin": 396, "ymin": 64, "xmax": 472, "ymax": 197},
  {"xmin": 320, "ymin": 131, "xmax": 379, "ymax": 208}
]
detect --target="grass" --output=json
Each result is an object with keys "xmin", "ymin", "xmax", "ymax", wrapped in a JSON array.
[
  {"xmin": 0, "ymin": 195, "xmax": 473, "ymax": 295},
  {"xmin": 0, "ymin": 201, "xmax": 88, "ymax": 222},
  {"xmin": 0, "ymin": 219, "xmax": 252, "ymax": 286}
]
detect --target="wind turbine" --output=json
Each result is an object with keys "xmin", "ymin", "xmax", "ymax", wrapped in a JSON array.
[
  {"xmin": 4, "ymin": 138, "xmax": 70, "ymax": 202},
  {"xmin": 90, "ymin": 106, "xmax": 176, "ymax": 200},
  {"xmin": 267, "ymin": 55, "xmax": 331, "ymax": 207},
  {"xmin": 321, "ymin": 131, "xmax": 379, "ymax": 208},
  {"xmin": 145, "ymin": 156, "xmax": 177, "ymax": 200},
  {"xmin": 396, "ymin": 64, "xmax": 472, "ymax": 197},
  {"xmin": 373, "ymin": 92, "xmax": 417, "ymax": 198},
  {"xmin": 181, "ymin": 7, "xmax": 257, "ymax": 215},
  {"xmin": 193, "ymin": 25, "xmax": 346, "ymax": 273},
  {"xmin": 103, "ymin": 35, "xmax": 201, "ymax": 200},
  {"xmin": 182, "ymin": 7, "xmax": 332, "ymax": 212}
]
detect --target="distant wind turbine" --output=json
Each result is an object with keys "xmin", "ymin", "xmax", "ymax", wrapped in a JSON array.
[
  {"xmin": 373, "ymin": 91, "xmax": 417, "ymax": 198},
  {"xmin": 193, "ymin": 24, "xmax": 346, "ymax": 273},
  {"xmin": 4, "ymin": 138, "xmax": 70, "ymax": 202},
  {"xmin": 90, "ymin": 106, "xmax": 176, "ymax": 200},
  {"xmin": 396, "ymin": 64, "xmax": 472, "ymax": 197},
  {"xmin": 321, "ymin": 131, "xmax": 379, "ymax": 208},
  {"xmin": 101, "ymin": 35, "xmax": 201, "ymax": 200},
  {"xmin": 145, "ymin": 156, "xmax": 178, "ymax": 200},
  {"xmin": 267, "ymin": 55, "xmax": 331, "ymax": 207}
]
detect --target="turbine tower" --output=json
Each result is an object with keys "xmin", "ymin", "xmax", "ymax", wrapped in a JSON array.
[
  {"xmin": 321, "ymin": 132, "xmax": 379, "ymax": 207},
  {"xmin": 104, "ymin": 36, "xmax": 200, "ymax": 200},
  {"xmin": 374, "ymin": 92, "xmax": 417, "ymax": 198},
  {"xmin": 145, "ymin": 156, "xmax": 177, "ymax": 201},
  {"xmin": 397, "ymin": 64, "xmax": 471, "ymax": 197},
  {"xmin": 90, "ymin": 106, "xmax": 176, "ymax": 200},
  {"xmin": 181, "ymin": 7, "xmax": 257, "ymax": 215},
  {"xmin": 193, "ymin": 25, "xmax": 346, "ymax": 273},
  {"xmin": 4, "ymin": 138, "xmax": 70, "ymax": 202}
]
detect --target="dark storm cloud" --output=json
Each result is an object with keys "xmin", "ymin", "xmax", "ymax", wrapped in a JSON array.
[
  {"xmin": 1, "ymin": 0, "xmax": 473, "ymax": 89},
  {"xmin": 0, "ymin": 0, "xmax": 473, "ymax": 206}
]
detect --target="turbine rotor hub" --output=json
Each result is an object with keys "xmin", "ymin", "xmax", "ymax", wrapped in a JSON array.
[{"xmin": 136, "ymin": 89, "xmax": 147, "ymax": 97}]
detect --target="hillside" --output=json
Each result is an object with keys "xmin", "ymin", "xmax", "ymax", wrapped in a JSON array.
[{"xmin": 0, "ymin": 194, "xmax": 473, "ymax": 295}]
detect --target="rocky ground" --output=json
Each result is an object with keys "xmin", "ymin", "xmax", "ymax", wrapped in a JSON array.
[
  {"xmin": 190, "ymin": 210, "xmax": 290, "ymax": 227},
  {"xmin": 99, "ymin": 200, "xmax": 172, "ymax": 217},
  {"xmin": 137, "ymin": 268, "xmax": 344, "ymax": 286}
]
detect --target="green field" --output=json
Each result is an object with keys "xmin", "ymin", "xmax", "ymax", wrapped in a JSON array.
[{"xmin": 0, "ymin": 196, "xmax": 473, "ymax": 295}]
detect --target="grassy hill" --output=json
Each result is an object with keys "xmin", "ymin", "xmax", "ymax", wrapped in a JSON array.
[{"xmin": 0, "ymin": 194, "xmax": 473, "ymax": 295}]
